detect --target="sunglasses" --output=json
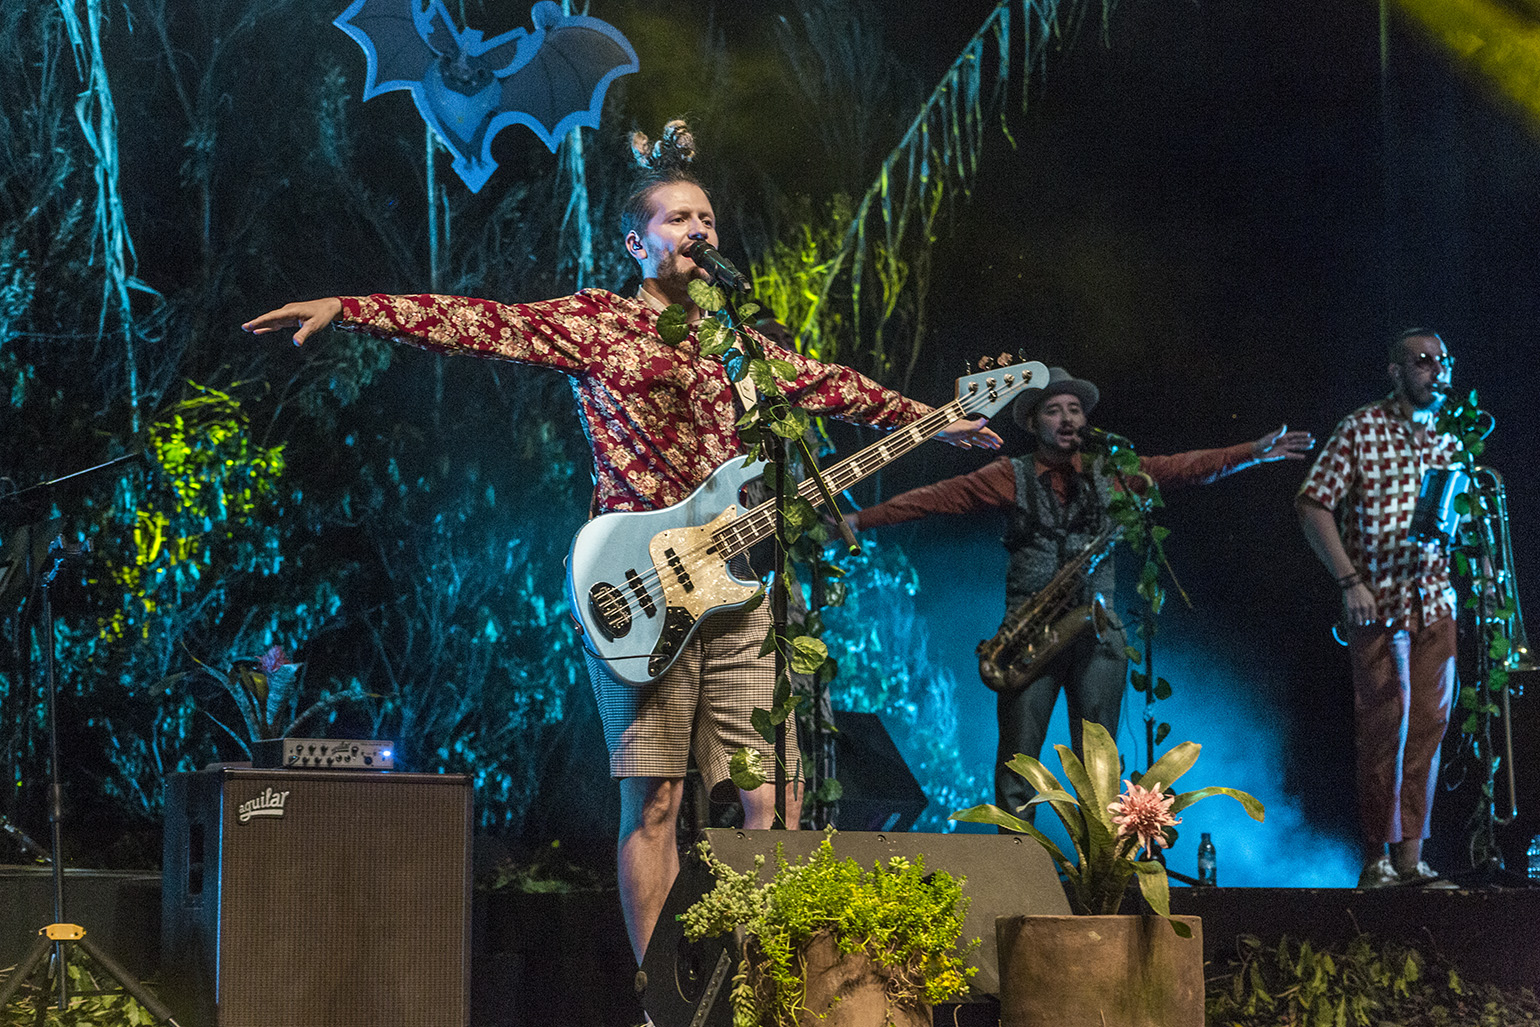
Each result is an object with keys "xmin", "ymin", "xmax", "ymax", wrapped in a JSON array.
[{"xmin": 1409, "ymin": 352, "xmax": 1454, "ymax": 371}]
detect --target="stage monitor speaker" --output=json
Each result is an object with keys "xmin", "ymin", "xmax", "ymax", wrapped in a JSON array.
[
  {"xmin": 827, "ymin": 710, "xmax": 928, "ymax": 833},
  {"xmin": 161, "ymin": 768, "xmax": 472, "ymax": 1027},
  {"xmin": 639, "ymin": 828, "xmax": 1069, "ymax": 1027}
]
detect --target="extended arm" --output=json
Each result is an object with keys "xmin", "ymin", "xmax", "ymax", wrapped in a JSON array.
[
  {"xmin": 765, "ymin": 336, "xmax": 1000, "ymax": 450},
  {"xmin": 1139, "ymin": 425, "xmax": 1315, "ymax": 488},
  {"xmin": 849, "ymin": 457, "xmax": 1016, "ymax": 530},
  {"xmin": 246, "ymin": 291, "xmax": 615, "ymax": 374}
]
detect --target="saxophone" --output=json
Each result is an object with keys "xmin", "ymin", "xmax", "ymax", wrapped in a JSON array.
[{"xmin": 977, "ymin": 521, "xmax": 1123, "ymax": 693}]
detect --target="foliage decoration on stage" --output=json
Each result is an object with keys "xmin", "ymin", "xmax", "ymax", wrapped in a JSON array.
[
  {"xmin": 680, "ymin": 830, "xmax": 976, "ymax": 1027},
  {"xmin": 662, "ymin": 279, "xmax": 832, "ymax": 804},
  {"xmin": 53, "ymin": 0, "xmax": 158, "ymax": 433},
  {"xmin": 106, "ymin": 385, "xmax": 286, "ymax": 643},
  {"xmin": 1094, "ymin": 442, "xmax": 1189, "ymax": 759},
  {"xmin": 1206, "ymin": 933, "xmax": 1540, "ymax": 1026},
  {"xmin": 953, "ymin": 719, "xmax": 1264, "ymax": 934},
  {"xmin": 1435, "ymin": 389, "xmax": 1524, "ymax": 731},
  {"xmin": 761, "ymin": 0, "xmax": 1106, "ymax": 392},
  {"xmin": 333, "ymin": 0, "xmax": 639, "ymax": 192},
  {"xmin": 1433, "ymin": 389, "xmax": 1530, "ymax": 870}
]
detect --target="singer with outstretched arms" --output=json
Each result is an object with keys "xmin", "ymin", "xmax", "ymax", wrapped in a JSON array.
[
  {"xmin": 1295, "ymin": 329, "xmax": 1461, "ymax": 889},
  {"xmin": 241, "ymin": 120, "xmax": 1001, "ymax": 970},
  {"xmin": 847, "ymin": 366, "xmax": 1313, "ymax": 818}
]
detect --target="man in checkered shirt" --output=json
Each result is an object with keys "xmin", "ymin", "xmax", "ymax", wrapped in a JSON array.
[{"xmin": 1297, "ymin": 329, "xmax": 1459, "ymax": 889}]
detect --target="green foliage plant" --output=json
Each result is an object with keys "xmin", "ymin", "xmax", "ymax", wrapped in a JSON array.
[
  {"xmin": 1096, "ymin": 445, "xmax": 1184, "ymax": 751},
  {"xmin": 679, "ymin": 829, "xmax": 976, "ymax": 1027},
  {"xmin": 1206, "ymin": 933, "xmax": 1540, "ymax": 1026},
  {"xmin": 952, "ymin": 719, "xmax": 1263, "ymax": 937},
  {"xmin": 1, "ymin": 957, "xmax": 159, "ymax": 1027},
  {"xmin": 1434, "ymin": 389, "xmax": 1521, "ymax": 733}
]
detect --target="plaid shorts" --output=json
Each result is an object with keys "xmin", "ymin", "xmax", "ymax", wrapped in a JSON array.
[{"xmin": 586, "ymin": 604, "xmax": 801, "ymax": 795}]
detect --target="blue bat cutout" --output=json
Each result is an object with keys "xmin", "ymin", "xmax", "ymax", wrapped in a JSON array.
[{"xmin": 334, "ymin": 0, "xmax": 639, "ymax": 192}]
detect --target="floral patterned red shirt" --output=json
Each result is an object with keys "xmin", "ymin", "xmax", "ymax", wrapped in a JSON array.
[
  {"xmin": 336, "ymin": 290, "xmax": 929, "ymax": 513},
  {"xmin": 1298, "ymin": 397, "xmax": 1459, "ymax": 631}
]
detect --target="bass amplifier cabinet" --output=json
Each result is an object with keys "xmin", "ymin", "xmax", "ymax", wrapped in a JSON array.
[{"xmin": 161, "ymin": 768, "xmax": 472, "ymax": 1027}]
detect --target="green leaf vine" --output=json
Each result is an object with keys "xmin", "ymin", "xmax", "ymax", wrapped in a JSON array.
[
  {"xmin": 663, "ymin": 281, "xmax": 846, "ymax": 808},
  {"xmin": 1434, "ymin": 390, "xmax": 1523, "ymax": 737},
  {"xmin": 1095, "ymin": 445, "xmax": 1184, "ymax": 756}
]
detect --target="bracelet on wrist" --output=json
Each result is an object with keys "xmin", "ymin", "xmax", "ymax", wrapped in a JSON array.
[{"xmin": 1337, "ymin": 573, "xmax": 1362, "ymax": 590}]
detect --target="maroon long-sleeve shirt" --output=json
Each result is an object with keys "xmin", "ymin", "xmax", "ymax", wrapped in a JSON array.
[{"xmin": 336, "ymin": 290, "xmax": 930, "ymax": 514}]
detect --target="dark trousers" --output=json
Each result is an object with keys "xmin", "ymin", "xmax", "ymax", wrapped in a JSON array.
[
  {"xmin": 1348, "ymin": 616, "xmax": 1456, "ymax": 844},
  {"xmin": 995, "ymin": 620, "xmax": 1128, "ymax": 820}
]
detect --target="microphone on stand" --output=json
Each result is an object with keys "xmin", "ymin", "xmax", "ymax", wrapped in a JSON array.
[
  {"xmin": 683, "ymin": 240, "xmax": 752, "ymax": 294},
  {"xmin": 1079, "ymin": 425, "xmax": 1134, "ymax": 450}
]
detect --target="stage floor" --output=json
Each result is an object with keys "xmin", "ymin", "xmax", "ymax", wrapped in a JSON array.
[{"xmin": 4, "ymin": 865, "xmax": 1538, "ymax": 1025}]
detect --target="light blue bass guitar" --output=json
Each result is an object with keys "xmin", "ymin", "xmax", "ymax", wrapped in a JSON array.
[{"xmin": 565, "ymin": 359, "xmax": 1048, "ymax": 686}]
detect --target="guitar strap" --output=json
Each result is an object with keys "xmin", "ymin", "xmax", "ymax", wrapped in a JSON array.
[{"xmin": 729, "ymin": 357, "xmax": 758, "ymax": 417}]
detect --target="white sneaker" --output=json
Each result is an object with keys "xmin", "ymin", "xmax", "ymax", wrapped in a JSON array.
[
  {"xmin": 1357, "ymin": 856, "xmax": 1399, "ymax": 888},
  {"xmin": 1399, "ymin": 861, "xmax": 1458, "ymax": 889}
]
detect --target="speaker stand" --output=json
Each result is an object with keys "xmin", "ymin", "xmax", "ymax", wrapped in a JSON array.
[
  {"xmin": 0, "ymin": 538, "xmax": 180, "ymax": 1025},
  {"xmin": 0, "ymin": 924, "xmax": 181, "ymax": 1024}
]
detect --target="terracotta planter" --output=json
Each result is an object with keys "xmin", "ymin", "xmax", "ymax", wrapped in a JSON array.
[
  {"xmin": 995, "ymin": 914, "xmax": 1204, "ymax": 1027},
  {"xmin": 792, "ymin": 931, "xmax": 930, "ymax": 1027}
]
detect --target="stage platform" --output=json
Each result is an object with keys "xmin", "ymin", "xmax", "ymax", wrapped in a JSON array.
[
  {"xmin": 1169, "ymin": 882, "xmax": 1540, "ymax": 992},
  {"xmin": 4, "ymin": 865, "xmax": 1537, "ymax": 1025}
]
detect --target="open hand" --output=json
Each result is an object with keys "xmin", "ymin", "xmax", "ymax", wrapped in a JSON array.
[
  {"xmin": 1252, "ymin": 424, "xmax": 1314, "ymax": 462},
  {"xmin": 937, "ymin": 417, "xmax": 1002, "ymax": 450},
  {"xmin": 242, "ymin": 297, "xmax": 344, "ymax": 347}
]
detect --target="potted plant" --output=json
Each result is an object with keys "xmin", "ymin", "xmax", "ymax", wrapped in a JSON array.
[
  {"xmin": 952, "ymin": 719, "xmax": 1264, "ymax": 1027},
  {"xmin": 678, "ymin": 830, "xmax": 977, "ymax": 1027}
]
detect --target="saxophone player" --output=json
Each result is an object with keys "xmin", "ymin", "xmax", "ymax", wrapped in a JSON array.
[
  {"xmin": 1296, "ymin": 329, "xmax": 1460, "ymax": 888},
  {"xmin": 847, "ymin": 367, "xmax": 1313, "ymax": 821}
]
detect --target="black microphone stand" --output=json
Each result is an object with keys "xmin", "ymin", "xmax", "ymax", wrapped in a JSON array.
[
  {"xmin": 1094, "ymin": 438, "xmax": 1172, "ymax": 773},
  {"xmin": 0, "ymin": 536, "xmax": 181, "ymax": 1024},
  {"xmin": 712, "ymin": 284, "xmax": 858, "ymax": 829}
]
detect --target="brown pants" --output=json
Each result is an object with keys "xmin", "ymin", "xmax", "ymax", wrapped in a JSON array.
[{"xmin": 1348, "ymin": 616, "xmax": 1456, "ymax": 845}]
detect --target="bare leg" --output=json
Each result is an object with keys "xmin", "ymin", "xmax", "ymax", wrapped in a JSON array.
[
  {"xmin": 617, "ymin": 776, "xmax": 685, "ymax": 964},
  {"xmin": 741, "ymin": 779, "xmax": 803, "ymax": 830}
]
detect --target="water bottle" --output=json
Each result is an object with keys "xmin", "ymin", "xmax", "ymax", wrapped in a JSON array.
[
  {"xmin": 1527, "ymin": 833, "xmax": 1540, "ymax": 882},
  {"xmin": 1197, "ymin": 832, "xmax": 1217, "ymax": 886}
]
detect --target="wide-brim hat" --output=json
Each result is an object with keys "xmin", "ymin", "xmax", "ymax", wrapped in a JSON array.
[{"xmin": 1012, "ymin": 367, "xmax": 1099, "ymax": 430}]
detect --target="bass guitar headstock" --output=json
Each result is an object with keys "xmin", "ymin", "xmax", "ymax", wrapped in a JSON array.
[{"xmin": 955, "ymin": 354, "xmax": 1050, "ymax": 420}]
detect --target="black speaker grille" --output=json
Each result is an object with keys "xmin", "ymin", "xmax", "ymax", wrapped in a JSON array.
[{"xmin": 164, "ymin": 769, "xmax": 471, "ymax": 1027}]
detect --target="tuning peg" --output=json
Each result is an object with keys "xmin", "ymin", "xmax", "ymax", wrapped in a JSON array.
[
  {"xmin": 997, "ymin": 353, "xmax": 1012, "ymax": 368},
  {"xmin": 977, "ymin": 355, "xmax": 995, "ymax": 370}
]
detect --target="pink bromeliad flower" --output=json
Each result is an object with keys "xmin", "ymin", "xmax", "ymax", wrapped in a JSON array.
[
  {"xmin": 1108, "ymin": 779, "xmax": 1180, "ymax": 855},
  {"xmin": 258, "ymin": 645, "xmax": 288, "ymax": 675}
]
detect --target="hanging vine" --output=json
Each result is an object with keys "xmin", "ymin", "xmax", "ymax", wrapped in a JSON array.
[
  {"xmin": 760, "ymin": 0, "xmax": 1114, "ymax": 390},
  {"xmin": 55, "ymin": 0, "xmax": 160, "ymax": 431}
]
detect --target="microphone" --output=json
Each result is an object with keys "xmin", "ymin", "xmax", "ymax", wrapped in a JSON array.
[
  {"xmin": 682, "ymin": 240, "xmax": 751, "ymax": 294},
  {"xmin": 1079, "ymin": 425, "xmax": 1134, "ymax": 450}
]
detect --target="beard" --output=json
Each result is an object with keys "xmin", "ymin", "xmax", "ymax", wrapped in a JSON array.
[
  {"xmin": 1409, "ymin": 381, "xmax": 1447, "ymax": 412},
  {"xmin": 652, "ymin": 251, "xmax": 706, "ymax": 297}
]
